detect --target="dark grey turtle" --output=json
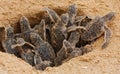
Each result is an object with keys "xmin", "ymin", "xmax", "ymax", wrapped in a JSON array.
[
  {"xmin": 1, "ymin": 26, "xmax": 20, "ymax": 56},
  {"xmin": 12, "ymin": 38, "xmax": 35, "ymax": 66},
  {"xmin": 54, "ymin": 40, "xmax": 73, "ymax": 66},
  {"xmin": 79, "ymin": 12, "xmax": 115, "ymax": 49},
  {"xmin": 67, "ymin": 4, "xmax": 77, "ymax": 27},
  {"xmin": 30, "ymin": 32, "xmax": 56, "ymax": 62},
  {"xmin": 51, "ymin": 13, "xmax": 69, "ymax": 53},
  {"xmin": 33, "ymin": 19, "xmax": 46, "ymax": 40}
]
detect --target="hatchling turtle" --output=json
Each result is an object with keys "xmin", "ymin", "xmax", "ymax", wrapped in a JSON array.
[
  {"xmin": 1, "ymin": 26, "xmax": 20, "ymax": 57},
  {"xmin": 30, "ymin": 32, "xmax": 56, "ymax": 62},
  {"xmin": 54, "ymin": 40, "xmax": 73, "ymax": 66},
  {"xmin": 50, "ymin": 13, "xmax": 69, "ymax": 53},
  {"xmin": 12, "ymin": 38, "xmax": 35, "ymax": 66},
  {"xmin": 80, "ymin": 12, "xmax": 115, "ymax": 49},
  {"xmin": 20, "ymin": 16, "xmax": 46, "ymax": 42}
]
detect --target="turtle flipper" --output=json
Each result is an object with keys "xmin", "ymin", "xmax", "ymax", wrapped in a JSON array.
[
  {"xmin": 101, "ymin": 26, "xmax": 111, "ymax": 49},
  {"xmin": 102, "ymin": 12, "xmax": 115, "ymax": 22},
  {"xmin": 44, "ymin": 8, "xmax": 60, "ymax": 23},
  {"xmin": 33, "ymin": 19, "xmax": 46, "ymax": 41}
]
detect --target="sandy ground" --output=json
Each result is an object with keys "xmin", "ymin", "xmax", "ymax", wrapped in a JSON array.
[{"xmin": 0, "ymin": 0, "xmax": 120, "ymax": 74}]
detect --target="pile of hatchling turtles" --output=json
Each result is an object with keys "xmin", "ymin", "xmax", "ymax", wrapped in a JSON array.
[{"xmin": 0, "ymin": 4, "xmax": 115, "ymax": 70}]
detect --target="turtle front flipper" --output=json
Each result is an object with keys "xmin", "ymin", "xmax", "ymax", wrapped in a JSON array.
[
  {"xmin": 102, "ymin": 12, "xmax": 115, "ymax": 22},
  {"xmin": 44, "ymin": 8, "xmax": 60, "ymax": 23},
  {"xmin": 33, "ymin": 19, "xmax": 46, "ymax": 41},
  {"xmin": 101, "ymin": 26, "xmax": 111, "ymax": 49},
  {"xmin": 20, "ymin": 16, "xmax": 31, "ymax": 33}
]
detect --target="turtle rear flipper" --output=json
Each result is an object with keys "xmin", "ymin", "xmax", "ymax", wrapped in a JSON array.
[
  {"xmin": 35, "ymin": 61, "xmax": 52, "ymax": 70},
  {"xmin": 101, "ymin": 26, "xmax": 111, "ymax": 49}
]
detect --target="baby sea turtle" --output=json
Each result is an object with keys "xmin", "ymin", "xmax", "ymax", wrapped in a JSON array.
[
  {"xmin": 80, "ymin": 12, "xmax": 115, "ymax": 49},
  {"xmin": 30, "ymin": 32, "xmax": 56, "ymax": 62},
  {"xmin": 54, "ymin": 40, "xmax": 73, "ymax": 66},
  {"xmin": 51, "ymin": 13, "xmax": 69, "ymax": 53},
  {"xmin": 20, "ymin": 16, "xmax": 46, "ymax": 42},
  {"xmin": 12, "ymin": 38, "xmax": 35, "ymax": 66}
]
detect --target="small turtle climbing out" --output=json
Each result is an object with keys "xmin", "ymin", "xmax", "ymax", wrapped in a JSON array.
[
  {"xmin": 1, "ymin": 26, "xmax": 20, "ymax": 57},
  {"xmin": 67, "ymin": 4, "xmax": 77, "ymax": 27},
  {"xmin": 54, "ymin": 40, "xmax": 73, "ymax": 66},
  {"xmin": 51, "ymin": 13, "xmax": 69, "ymax": 53},
  {"xmin": 79, "ymin": 12, "xmax": 115, "ymax": 49},
  {"xmin": 12, "ymin": 38, "xmax": 35, "ymax": 66},
  {"xmin": 30, "ymin": 32, "xmax": 56, "ymax": 62}
]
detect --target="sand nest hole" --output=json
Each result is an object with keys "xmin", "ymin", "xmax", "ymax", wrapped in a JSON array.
[{"xmin": 0, "ymin": 4, "xmax": 115, "ymax": 71}]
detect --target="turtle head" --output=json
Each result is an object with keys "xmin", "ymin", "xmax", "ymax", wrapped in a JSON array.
[
  {"xmin": 20, "ymin": 16, "xmax": 31, "ymax": 33},
  {"xmin": 60, "ymin": 13, "xmax": 69, "ymax": 26},
  {"xmin": 68, "ymin": 4, "xmax": 77, "ymax": 17}
]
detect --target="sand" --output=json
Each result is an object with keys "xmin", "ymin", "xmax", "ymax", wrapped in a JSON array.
[{"xmin": 0, "ymin": 0, "xmax": 120, "ymax": 74}]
